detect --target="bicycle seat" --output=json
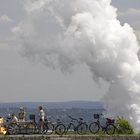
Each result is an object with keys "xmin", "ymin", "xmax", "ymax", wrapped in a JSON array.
[
  {"xmin": 94, "ymin": 114, "xmax": 100, "ymax": 119},
  {"xmin": 56, "ymin": 119, "xmax": 62, "ymax": 123},
  {"xmin": 57, "ymin": 119, "xmax": 60, "ymax": 122}
]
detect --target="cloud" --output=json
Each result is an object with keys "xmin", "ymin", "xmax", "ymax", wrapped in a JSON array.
[
  {"xmin": 118, "ymin": 8, "xmax": 140, "ymax": 17},
  {"xmin": 0, "ymin": 14, "xmax": 13, "ymax": 23}
]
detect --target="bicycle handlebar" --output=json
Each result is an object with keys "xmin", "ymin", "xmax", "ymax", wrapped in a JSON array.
[
  {"xmin": 67, "ymin": 115, "xmax": 84, "ymax": 122},
  {"xmin": 67, "ymin": 115, "xmax": 78, "ymax": 121}
]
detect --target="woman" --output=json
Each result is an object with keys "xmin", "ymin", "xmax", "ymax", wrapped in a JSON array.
[
  {"xmin": 18, "ymin": 106, "xmax": 25, "ymax": 122},
  {"xmin": 38, "ymin": 106, "xmax": 46, "ymax": 132}
]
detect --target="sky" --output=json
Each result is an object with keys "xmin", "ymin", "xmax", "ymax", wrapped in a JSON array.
[{"xmin": 0, "ymin": 0, "xmax": 140, "ymax": 102}]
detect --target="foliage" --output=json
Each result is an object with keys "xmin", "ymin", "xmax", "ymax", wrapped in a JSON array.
[{"xmin": 116, "ymin": 116, "xmax": 134, "ymax": 135}]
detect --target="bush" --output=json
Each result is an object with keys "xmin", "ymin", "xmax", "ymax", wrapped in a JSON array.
[{"xmin": 116, "ymin": 116, "xmax": 134, "ymax": 135}]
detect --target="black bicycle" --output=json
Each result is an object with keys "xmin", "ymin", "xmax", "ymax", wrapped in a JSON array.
[
  {"xmin": 89, "ymin": 114, "xmax": 116, "ymax": 135},
  {"xmin": 6, "ymin": 114, "xmax": 54, "ymax": 135},
  {"xmin": 5, "ymin": 114, "xmax": 34, "ymax": 135},
  {"xmin": 55, "ymin": 115, "xmax": 88, "ymax": 135},
  {"xmin": 29, "ymin": 114, "xmax": 54, "ymax": 135},
  {"xmin": 66, "ymin": 115, "xmax": 88, "ymax": 135}
]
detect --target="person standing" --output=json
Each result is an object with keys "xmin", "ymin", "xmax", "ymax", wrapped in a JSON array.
[
  {"xmin": 18, "ymin": 106, "xmax": 25, "ymax": 122},
  {"xmin": 38, "ymin": 106, "xmax": 46, "ymax": 132}
]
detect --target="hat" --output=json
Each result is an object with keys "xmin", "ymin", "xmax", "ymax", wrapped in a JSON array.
[{"xmin": 20, "ymin": 106, "xmax": 24, "ymax": 110}]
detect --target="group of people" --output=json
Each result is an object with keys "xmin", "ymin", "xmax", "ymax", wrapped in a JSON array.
[{"xmin": 10, "ymin": 106, "xmax": 46, "ymax": 131}]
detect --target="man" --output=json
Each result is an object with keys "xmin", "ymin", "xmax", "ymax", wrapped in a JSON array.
[{"xmin": 38, "ymin": 106, "xmax": 46, "ymax": 132}]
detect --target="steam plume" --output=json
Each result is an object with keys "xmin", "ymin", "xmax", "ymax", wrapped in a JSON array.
[{"xmin": 13, "ymin": 0, "xmax": 140, "ymax": 130}]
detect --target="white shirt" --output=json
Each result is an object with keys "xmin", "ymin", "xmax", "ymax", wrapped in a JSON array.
[
  {"xmin": 12, "ymin": 116, "xmax": 18, "ymax": 123},
  {"xmin": 39, "ymin": 109, "xmax": 45, "ymax": 121}
]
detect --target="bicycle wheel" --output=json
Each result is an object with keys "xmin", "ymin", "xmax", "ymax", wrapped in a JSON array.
[
  {"xmin": 106, "ymin": 124, "xmax": 115, "ymax": 135},
  {"xmin": 45, "ymin": 122, "xmax": 54, "ymax": 135},
  {"xmin": 89, "ymin": 122, "xmax": 100, "ymax": 134},
  {"xmin": 77, "ymin": 123, "xmax": 88, "ymax": 135},
  {"xmin": 55, "ymin": 124, "xmax": 66, "ymax": 136},
  {"xmin": 7, "ymin": 123, "xmax": 19, "ymax": 135},
  {"xmin": 7, "ymin": 126, "xmax": 17, "ymax": 135}
]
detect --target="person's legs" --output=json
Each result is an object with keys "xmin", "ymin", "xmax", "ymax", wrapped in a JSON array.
[{"xmin": 39, "ymin": 119, "xmax": 44, "ymax": 132}]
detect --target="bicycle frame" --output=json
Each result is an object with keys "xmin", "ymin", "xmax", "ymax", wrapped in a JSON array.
[{"xmin": 66, "ymin": 122, "xmax": 75, "ymax": 133}]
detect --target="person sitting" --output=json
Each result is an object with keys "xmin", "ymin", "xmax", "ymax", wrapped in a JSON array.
[
  {"xmin": 18, "ymin": 106, "xmax": 25, "ymax": 122},
  {"xmin": 0, "ymin": 116, "xmax": 7, "ymax": 135},
  {"xmin": 11, "ymin": 113, "xmax": 18, "ymax": 123}
]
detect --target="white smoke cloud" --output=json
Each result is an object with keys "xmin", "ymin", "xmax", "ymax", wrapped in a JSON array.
[
  {"xmin": 0, "ymin": 14, "xmax": 13, "ymax": 23},
  {"xmin": 13, "ymin": 0, "xmax": 140, "ymax": 131}
]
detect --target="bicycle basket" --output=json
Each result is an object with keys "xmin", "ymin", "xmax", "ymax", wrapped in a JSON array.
[
  {"xmin": 29, "ymin": 114, "xmax": 35, "ymax": 121},
  {"xmin": 107, "ymin": 118, "xmax": 115, "ymax": 124},
  {"xmin": 94, "ymin": 114, "xmax": 100, "ymax": 119}
]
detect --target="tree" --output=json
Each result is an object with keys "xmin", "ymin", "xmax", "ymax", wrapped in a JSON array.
[{"xmin": 116, "ymin": 116, "xmax": 134, "ymax": 134}]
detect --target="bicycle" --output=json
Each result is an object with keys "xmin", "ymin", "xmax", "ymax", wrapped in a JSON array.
[
  {"xmin": 66, "ymin": 115, "xmax": 88, "ymax": 135},
  {"xmin": 29, "ymin": 114, "xmax": 54, "ymax": 135},
  {"xmin": 6, "ymin": 120, "xmax": 36, "ymax": 135},
  {"xmin": 6, "ymin": 114, "xmax": 54, "ymax": 135},
  {"xmin": 89, "ymin": 114, "xmax": 116, "ymax": 135},
  {"xmin": 55, "ymin": 115, "xmax": 88, "ymax": 135}
]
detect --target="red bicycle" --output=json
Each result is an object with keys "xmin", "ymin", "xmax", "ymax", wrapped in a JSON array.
[{"xmin": 89, "ymin": 114, "xmax": 116, "ymax": 135}]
